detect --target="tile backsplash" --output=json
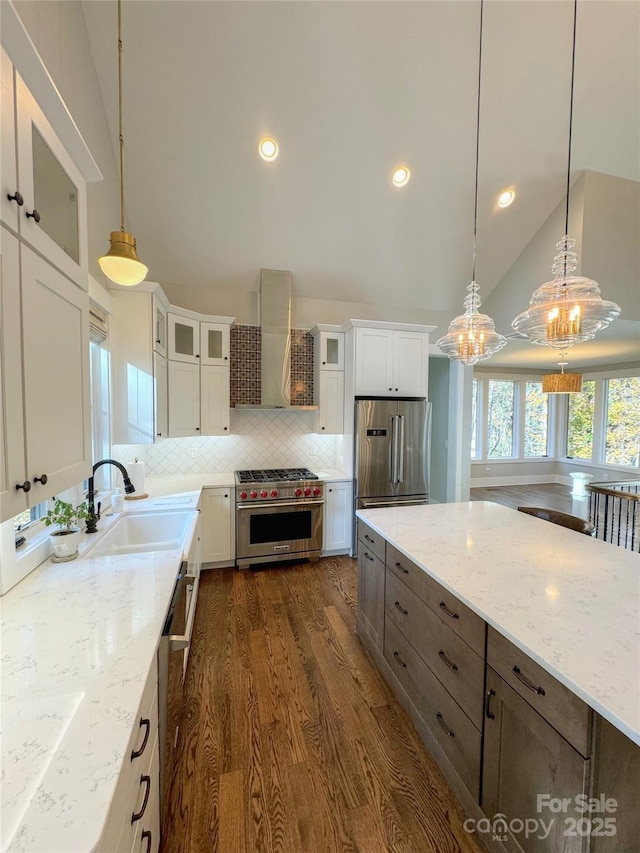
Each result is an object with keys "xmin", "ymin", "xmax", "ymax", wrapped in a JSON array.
[{"xmin": 113, "ymin": 410, "xmax": 340, "ymax": 476}]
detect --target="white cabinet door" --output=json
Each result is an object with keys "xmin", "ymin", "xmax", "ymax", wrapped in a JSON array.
[
  {"xmin": 318, "ymin": 330, "xmax": 344, "ymax": 370},
  {"xmin": 199, "ymin": 487, "xmax": 234, "ymax": 565},
  {"xmin": 316, "ymin": 371, "xmax": 344, "ymax": 434},
  {"xmin": 1, "ymin": 50, "xmax": 19, "ymax": 233},
  {"xmin": 15, "ymin": 75, "xmax": 88, "ymax": 288},
  {"xmin": 323, "ymin": 481, "xmax": 352, "ymax": 553},
  {"xmin": 200, "ymin": 322, "xmax": 230, "ymax": 366},
  {"xmin": 153, "ymin": 296, "xmax": 167, "ymax": 358},
  {"xmin": 168, "ymin": 361, "xmax": 200, "ymax": 437},
  {"xmin": 168, "ymin": 314, "xmax": 200, "ymax": 363},
  {"xmin": 393, "ymin": 331, "xmax": 429, "ymax": 396},
  {"xmin": 0, "ymin": 229, "xmax": 27, "ymax": 522},
  {"xmin": 154, "ymin": 353, "xmax": 168, "ymax": 441},
  {"xmin": 21, "ymin": 246, "xmax": 91, "ymax": 500},
  {"xmin": 355, "ymin": 328, "xmax": 394, "ymax": 395},
  {"xmin": 200, "ymin": 365, "xmax": 230, "ymax": 435}
]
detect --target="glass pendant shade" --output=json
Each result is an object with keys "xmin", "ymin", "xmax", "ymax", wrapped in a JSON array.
[
  {"xmin": 437, "ymin": 281, "xmax": 507, "ymax": 366},
  {"xmin": 512, "ymin": 236, "xmax": 620, "ymax": 349},
  {"xmin": 99, "ymin": 231, "xmax": 148, "ymax": 286}
]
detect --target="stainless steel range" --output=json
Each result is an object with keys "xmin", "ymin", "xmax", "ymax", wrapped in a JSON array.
[{"xmin": 235, "ymin": 468, "xmax": 324, "ymax": 568}]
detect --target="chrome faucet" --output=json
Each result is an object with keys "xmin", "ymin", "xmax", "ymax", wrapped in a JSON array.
[{"xmin": 86, "ymin": 459, "xmax": 136, "ymax": 533}]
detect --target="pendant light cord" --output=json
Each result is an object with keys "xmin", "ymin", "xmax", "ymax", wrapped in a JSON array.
[
  {"xmin": 471, "ymin": 0, "xmax": 484, "ymax": 284},
  {"xmin": 118, "ymin": 0, "xmax": 125, "ymax": 233},
  {"xmin": 564, "ymin": 0, "xmax": 577, "ymax": 239}
]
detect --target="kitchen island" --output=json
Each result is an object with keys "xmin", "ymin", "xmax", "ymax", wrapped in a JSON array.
[{"xmin": 355, "ymin": 501, "xmax": 639, "ymax": 853}]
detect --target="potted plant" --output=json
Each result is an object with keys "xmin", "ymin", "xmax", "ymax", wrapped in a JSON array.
[{"xmin": 44, "ymin": 498, "xmax": 90, "ymax": 561}]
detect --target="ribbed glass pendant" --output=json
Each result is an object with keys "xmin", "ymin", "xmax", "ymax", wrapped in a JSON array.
[{"xmin": 436, "ymin": 282, "xmax": 507, "ymax": 366}]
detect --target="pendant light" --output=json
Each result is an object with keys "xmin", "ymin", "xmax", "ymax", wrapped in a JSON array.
[
  {"xmin": 437, "ymin": 0, "xmax": 506, "ymax": 366},
  {"xmin": 98, "ymin": 0, "xmax": 148, "ymax": 286},
  {"xmin": 511, "ymin": 0, "xmax": 620, "ymax": 354}
]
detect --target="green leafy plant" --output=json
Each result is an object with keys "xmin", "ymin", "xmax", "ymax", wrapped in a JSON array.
[{"xmin": 44, "ymin": 499, "xmax": 90, "ymax": 533}]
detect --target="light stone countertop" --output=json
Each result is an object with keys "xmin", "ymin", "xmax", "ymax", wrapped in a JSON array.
[
  {"xmin": 357, "ymin": 501, "xmax": 640, "ymax": 746},
  {"xmin": 0, "ymin": 505, "xmax": 199, "ymax": 853}
]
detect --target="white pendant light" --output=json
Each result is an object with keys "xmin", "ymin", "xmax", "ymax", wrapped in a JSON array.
[
  {"xmin": 437, "ymin": 0, "xmax": 506, "ymax": 366},
  {"xmin": 99, "ymin": 0, "xmax": 148, "ymax": 286},
  {"xmin": 512, "ymin": 0, "xmax": 620, "ymax": 350}
]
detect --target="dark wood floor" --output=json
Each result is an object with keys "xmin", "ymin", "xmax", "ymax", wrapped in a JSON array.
[
  {"xmin": 161, "ymin": 559, "xmax": 484, "ymax": 853},
  {"xmin": 470, "ymin": 482, "xmax": 575, "ymax": 513}
]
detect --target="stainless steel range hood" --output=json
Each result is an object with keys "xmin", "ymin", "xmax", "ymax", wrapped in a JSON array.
[{"xmin": 236, "ymin": 269, "xmax": 317, "ymax": 410}]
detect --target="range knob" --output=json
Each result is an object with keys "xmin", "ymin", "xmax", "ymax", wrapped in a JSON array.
[
  {"xmin": 260, "ymin": 490, "xmax": 268, "ymax": 498},
  {"xmin": 313, "ymin": 487, "xmax": 321, "ymax": 496},
  {"xmin": 295, "ymin": 488, "xmax": 303, "ymax": 497},
  {"xmin": 304, "ymin": 487, "xmax": 312, "ymax": 497},
  {"xmin": 240, "ymin": 491, "xmax": 248, "ymax": 500},
  {"xmin": 250, "ymin": 491, "xmax": 258, "ymax": 499},
  {"xmin": 270, "ymin": 489, "xmax": 278, "ymax": 497}
]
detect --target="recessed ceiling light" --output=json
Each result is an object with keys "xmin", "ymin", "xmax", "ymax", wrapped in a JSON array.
[
  {"xmin": 259, "ymin": 137, "xmax": 278, "ymax": 161},
  {"xmin": 498, "ymin": 189, "xmax": 515, "ymax": 208},
  {"xmin": 392, "ymin": 166, "xmax": 410, "ymax": 188}
]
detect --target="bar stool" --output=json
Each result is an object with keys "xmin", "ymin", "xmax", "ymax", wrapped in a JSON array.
[{"xmin": 517, "ymin": 506, "xmax": 595, "ymax": 536}]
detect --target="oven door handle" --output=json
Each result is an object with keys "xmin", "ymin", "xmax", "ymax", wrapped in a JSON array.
[
  {"xmin": 237, "ymin": 499, "xmax": 324, "ymax": 510},
  {"xmin": 169, "ymin": 576, "xmax": 199, "ymax": 652}
]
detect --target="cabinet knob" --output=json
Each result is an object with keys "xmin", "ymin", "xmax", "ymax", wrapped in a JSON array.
[
  {"xmin": 224, "ymin": 356, "xmax": 228, "ymax": 361},
  {"xmin": 224, "ymin": 494, "xmax": 228, "ymax": 498},
  {"xmin": 322, "ymin": 361, "xmax": 326, "ymax": 365},
  {"xmin": 15, "ymin": 480, "xmax": 32, "ymax": 492},
  {"xmin": 224, "ymin": 426, "xmax": 228, "ymax": 430},
  {"xmin": 156, "ymin": 432, "xmax": 162, "ymax": 437},
  {"xmin": 195, "ymin": 427, "xmax": 200, "ymax": 431},
  {"xmin": 195, "ymin": 353, "xmax": 200, "ymax": 358},
  {"xmin": 7, "ymin": 191, "xmax": 24, "ymax": 206},
  {"xmin": 395, "ymin": 388, "xmax": 398, "ymax": 392},
  {"xmin": 328, "ymin": 488, "xmax": 332, "ymax": 493},
  {"xmin": 156, "ymin": 339, "xmax": 161, "ymax": 344},
  {"xmin": 25, "ymin": 208, "xmax": 41, "ymax": 223},
  {"xmin": 321, "ymin": 426, "xmax": 325, "ymax": 430},
  {"xmin": 388, "ymin": 387, "xmax": 392, "ymax": 391},
  {"xmin": 33, "ymin": 474, "xmax": 48, "ymax": 485}
]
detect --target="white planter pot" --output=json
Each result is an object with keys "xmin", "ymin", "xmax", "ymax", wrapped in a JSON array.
[{"xmin": 50, "ymin": 527, "xmax": 82, "ymax": 561}]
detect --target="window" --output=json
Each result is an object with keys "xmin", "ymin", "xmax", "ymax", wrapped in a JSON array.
[
  {"xmin": 524, "ymin": 382, "xmax": 548, "ymax": 457},
  {"xmin": 605, "ymin": 377, "xmax": 640, "ymax": 466},
  {"xmin": 13, "ymin": 501, "xmax": 48, "ymax": 533},
  {"xmin": 567, "ymin": 380, "xmax": 596, "ymax": 460},
  {"xmin": 88, "ymin": 304, "xmax": 111, "ymax": 491},
  {"xmin": 487, "ymin": 380, "xmax": 514, "ymax": 458},
  {"xmin": 471, "ymin": 379, "xmax": 479, "ymax": 459}
]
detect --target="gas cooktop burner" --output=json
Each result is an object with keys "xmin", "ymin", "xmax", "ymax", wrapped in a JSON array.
[{"xmin": 235, "ymin": 468, "xmax": 318, "ymax": 484}]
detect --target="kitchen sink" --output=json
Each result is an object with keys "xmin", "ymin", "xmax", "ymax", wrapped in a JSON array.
[{"xmin": 84, "ymin": 510, "xmax": 197, "ymax": 558}]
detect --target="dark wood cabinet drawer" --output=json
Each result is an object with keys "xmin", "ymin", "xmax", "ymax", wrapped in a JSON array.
[
  {"xmin": 357, "ymin": 519, "xmax": 385, "ymax": 563},
  {"xmin": 487, "ymin": 626, "xmax": 592, "ymax": 758},
  {"xmin": 384, "ymin": 617, "xmax": 481, "ymax": 800},
  {"xmin": 385, "ymin": 569, "xmax": 484, "ymax": 729},
  {"xmin": 386, "ymin": 541, "xmax": 485, "ymax": 655}
]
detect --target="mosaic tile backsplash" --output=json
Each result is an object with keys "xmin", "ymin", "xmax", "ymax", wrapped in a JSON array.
[
  {"xmin": 230, "ymin": 324, "xmax": 314, "ymax": 406},
  {"xmin": 113, "ymin": 410, "xmax": 339, "ymax": 476}
]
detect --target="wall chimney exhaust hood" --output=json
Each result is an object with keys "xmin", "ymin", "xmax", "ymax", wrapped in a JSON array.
[{"xmin": 236, "ymin": 269, "xmax": 318, "ymax": 410}]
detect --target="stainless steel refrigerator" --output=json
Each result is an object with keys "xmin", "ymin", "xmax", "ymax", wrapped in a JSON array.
[{"xmin": 354, "ymin": 398, "xmax": 432, "ymax": 517}]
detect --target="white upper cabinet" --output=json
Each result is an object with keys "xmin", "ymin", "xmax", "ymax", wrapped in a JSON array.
[
  {"xmin": 168, "ymin": 361, "xmax": 201, "ymax": 437},
  {"xmin": 316, "ymin": 372, "xmax": 344, "ymax": 435},
  {"xmin": 1, "ymin": 49, "xmax": 19, "ymax": 233},
  {"xmin": 168, "ymin": 313, "xmax": 200, "ymax": 363},
  {"xmin": 154, "ymin": 352, "xmax": 168, "ymax": 441},
  {"xmin": 201, "ymin": 365, "xmax": 230, "ymax": 435},
  {"xmin": 316, "ymin": 329, "xmax": 344, "ymax": 371},
  {"xmin": 200, "ymin": 322, "xmax": 230, "ymax": 366},
  {"xmin": 153, "ymin": 296, "xmax": 168, "ymax": 358},
  {"xmin": 353, "ymin": 326, "xmax": 431, "ymax": 397}
]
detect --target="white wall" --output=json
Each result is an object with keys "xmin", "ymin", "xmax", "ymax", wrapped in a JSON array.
[{"xmin": 11, "ymin": 0, "xmax": 120, "ymax": 282}]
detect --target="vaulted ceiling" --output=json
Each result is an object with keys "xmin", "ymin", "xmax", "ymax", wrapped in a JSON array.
[{"xmin": 82, "ymin": 0, "xmax": 639, "ymax": 366}]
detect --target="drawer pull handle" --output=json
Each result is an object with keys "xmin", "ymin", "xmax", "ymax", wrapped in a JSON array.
[
  {"xmin": 438, "ymin": 650, "xmax": 458, "ymax": 671},
  {"xmin": 485, "ymin": 687, "xmax": 496, "ymax": 720},
  {"xmin": 363, "ymin": 551, "xmax": 374, "ymax": 562},
  {"xmin": 395, "ymin": 561, "xmax": 409, "ymax": 575},
  {"xmin": 130, "ymin": 717, "xmax": 150, "ymax": 760},
  {"xmin": 141, "ymin": 830, "xmax": 152, "ymax": 853},
  {"xmin": 512, "ymin": 665, "xmax": 545, "ymax": 696},
  {"xmin": 393, "ymin": 650, "xmax": 407, "ymax": 668},
  {"xmin": 394, "ymin": 601, "xmax": 408, "ymax": 616},
  {"xmin": 439, "ymin": 601, "xmax": 459, "ymax": 620},
  {"xmin": 131, "ymin": 775, "xmax": 151, "ymax": 823},
  {"xmin": 364, "ymin": 534, "xmax": 374, "ymax": 543},
  {"xmin": 436, "ymin": 712, "xmax": 455, "ymax": 737}
]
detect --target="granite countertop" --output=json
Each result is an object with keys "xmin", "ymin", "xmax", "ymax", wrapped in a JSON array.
[
  {"xmin": 1, "ymin": 504, "xmax": 199, "ymax": 853},
  {"xmin": 357, "ymin": 501, "xmax": 640, "ymax": 746}
]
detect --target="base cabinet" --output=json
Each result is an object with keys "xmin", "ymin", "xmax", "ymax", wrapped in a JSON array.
[
  {"xmin": 356, "ymin": 521, "xmax": 385, "ymax": 649},
  {"xmin": 482, "ymin": 666, "xmax": 590, "ymax": 853},
  {"xmin": 323, "ymin": 480, "xmax": 352, "ymax": 554},
  {"xmin": 199, "ymin": 486, "xmax": 234, "ymax": 566}
]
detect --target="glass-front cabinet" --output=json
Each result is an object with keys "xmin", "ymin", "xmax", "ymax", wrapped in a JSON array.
[
  {"xmin": 316, "ymin": 329, "xmax": 344, "ymax": 370},
  {"xmin": 168, "ymin": 313, "xmax": 200, "ymax": 363},
  {"xmin": 200, "ymin": 322, "xmax": 230, "ymax": 365}
]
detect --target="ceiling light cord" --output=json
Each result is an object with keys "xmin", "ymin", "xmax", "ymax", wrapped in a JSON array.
[
  {"xmin": 471, "ymin": 0, "xmax": 484, "ymax": 284},
  {"xmin": 564, "ymin": 0, "xmax": 577, "ymax": 243},
  {"xmin": 118, "ymin": 0, "xmax": 125, "ymax": 233}
]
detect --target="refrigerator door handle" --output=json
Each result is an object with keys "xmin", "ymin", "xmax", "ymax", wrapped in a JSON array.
[
  {"xmin": 390, "ymin": 415, "xmax": 399, "ymax": 484},
  {"xmin": 397, "ymin": 415, "xmax": 405, "ymax": 483}
]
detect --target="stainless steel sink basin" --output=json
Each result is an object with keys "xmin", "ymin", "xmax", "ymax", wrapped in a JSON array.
[{"xmin": 84, "ymin": 510, "xmax": 197, "ymax": 558}]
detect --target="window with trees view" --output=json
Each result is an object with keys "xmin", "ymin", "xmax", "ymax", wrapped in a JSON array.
[
  {"xmin": 567, "ymin": 381, "xmax": 596, "ymax": 459},
  {"xmin": 487, "ymin": 380, "xmax": 514, "ymax": 458},
  {"xmin": 524, "ymin": 382, "xmax": 548, "ymax": 457},
  {"xmin": 605, "ymin": 377, "xmax": 640, "ymax": 466}
]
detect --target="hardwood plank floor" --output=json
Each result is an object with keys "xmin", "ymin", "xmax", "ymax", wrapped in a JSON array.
[
  {"xmin": 470, "ymin": 482, "xmax": 575, "ymax": 513},
  {"xmin": 161, "ymin": 559, "xmax": 485, "ymax": 853}
]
